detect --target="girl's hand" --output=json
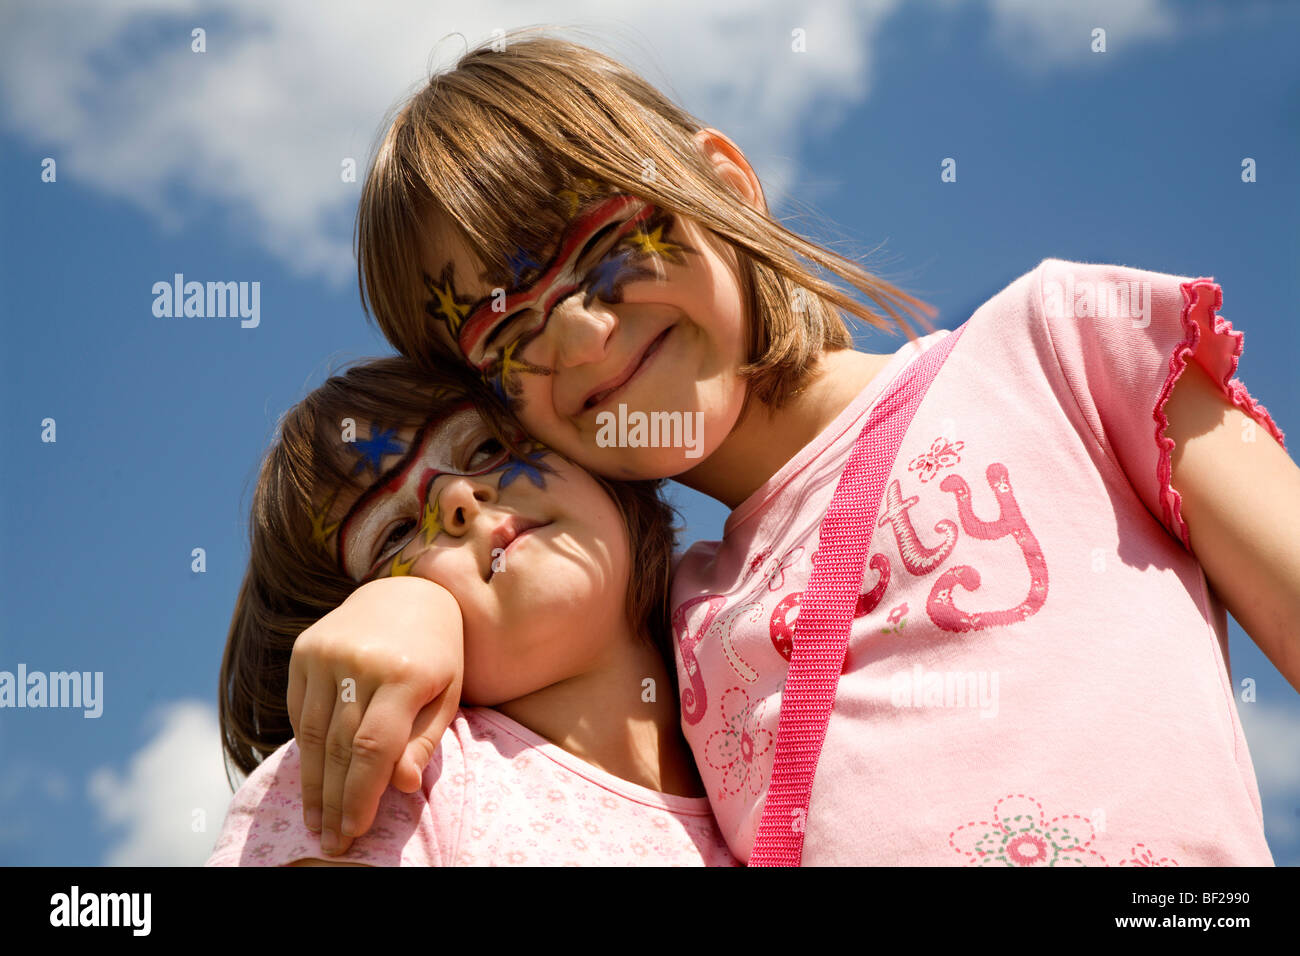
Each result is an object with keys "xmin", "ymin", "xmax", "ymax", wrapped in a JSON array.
[{"xmin": 286, "ymin": 576, "xmax": 464, "ymax": 855}]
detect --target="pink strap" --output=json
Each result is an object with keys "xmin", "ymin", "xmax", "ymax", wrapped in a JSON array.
[{"xmin": 749, "ymin": 324, "xmax": 967, "ymax": 866}]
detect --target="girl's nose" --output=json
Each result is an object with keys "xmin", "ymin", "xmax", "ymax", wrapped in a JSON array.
[
  {"xmin": 437, "ymin": 476, "xmax": 497, "ymax": 534},
  {"xmin": 548, "ymin": 293, "xmax": 616, "ymax": 368}
]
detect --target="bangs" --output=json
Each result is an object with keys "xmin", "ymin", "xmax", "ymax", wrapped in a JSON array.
[
  {"xmin": 414, "ymin": 133, "xmax": 600, "ymax": 289},
  {"xmin": 356, "ymin": 31, "xmax": 710, "ymax": 368},
  {"xmin": 358, "ymin": 28, "xmax": 936, "ymax": 407},
  {"xmin": 376, "ymin": 111, "xmax": 627, "ymax": 333}
]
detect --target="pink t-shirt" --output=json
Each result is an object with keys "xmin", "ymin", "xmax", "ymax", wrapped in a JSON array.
[
  {"xmin": 206, "ymin": 706, "xmax": 738, "ymax": 866},
  {"xmin": 671, "ymin": 258, "xmax": 1284, "ymax": 866}
]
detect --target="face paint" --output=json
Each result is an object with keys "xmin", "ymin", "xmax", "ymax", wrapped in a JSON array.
[
  {"xmin": 457, "ymin": 194, "xmax": 658, "ymax": 371},
  {"xmin": 334, "ymin": 405, "xmax": 557, "ymax": 583},
  {"xmin": 426, "ymin": 191, "xmax": 695, "ymax": 371},
  {"xmin": 420, "ymin": 495, "xmax": 442, "ymax": 546},
  {"xmin": 388, "ymin": 549, "xmax": 417, "ymax": 578},
  {"xmin": 496, "ymin": 447, "xmax": 550, "ymax": 489},
  {"xmin": 350, "ymin": 424, "xmax": 407, "ymax": 476},
  {"xmin": 308, "ymin": 493, "xmax": 341, "ymax": 555},
  {"xmin": 504, "ymin": 246, "xmax": 544, "ymax": 287},
  {"xmin": 423, "ymin": 265, "xmax": 476, "ymax": 339},
  {"xmin": 556, "ymin": 176, "xmax": 608, "ymax": 220}
]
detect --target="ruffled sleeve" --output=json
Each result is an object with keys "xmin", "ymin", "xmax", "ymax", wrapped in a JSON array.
[{"xmin": 1032, "ymin": 258, "xmax": 1285, "ymax": 551}]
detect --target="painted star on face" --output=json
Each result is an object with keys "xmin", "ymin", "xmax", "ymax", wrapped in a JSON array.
[
  {"xmin": 420, "ymin": 496, "xmax": 443, "ymax": 547},
  {"xmin": 485, "ymin": 334, "xmax": 553, "ymax": 407},
  {"xmin": 389, "ymin": 548, "xmax": 416, "ymax": 577},
  {"xmin": 505, "ymin": 246, "xmax": 543, "ymax": 286},
  {"xmin": 423, "ymin": 265, "xmax": 474, "ymax": 336},
  {"xmin": 624, "ymin": 218, "xmax": 688, "ymax": 265},
  {"xmin": 557, "ymin": 188, "xmax": 581, "ymax": 219},
  {"xmin": 497, "ymin": 448, "xmax": 550, "ymax": 490},
  {"xmin": 583, "ymin": 248, "xmax": 657, "ymax": 306},
  {"xmin": 498, "ymin": 338, "xmax": 531, "ymax": 388},
  {"xmin": 556, "ymin": 177, "xmax": 607, "ymax": 219},
  {"xmin": 351, "ymin": 424, "xmax": 406, "ymax": 476},
  {"xmin": 308, "ymin": 500, "xmax": 340, "ymax": 554}
]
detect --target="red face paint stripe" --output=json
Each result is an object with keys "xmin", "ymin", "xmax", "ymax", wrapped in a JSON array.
[{"xmin": 457, "ymin": 195, "xmax": 653, "ymax": 368}]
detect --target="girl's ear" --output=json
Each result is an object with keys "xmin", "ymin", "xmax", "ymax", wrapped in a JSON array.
[{"xmin": 692, "ymin": 127, "xmax": 767, "ymax": 214}]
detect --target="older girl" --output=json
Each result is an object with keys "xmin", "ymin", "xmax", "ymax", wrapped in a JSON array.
[{"xmin": 296, "ymin": 30, "xmax": 1299, "ymax": 865}]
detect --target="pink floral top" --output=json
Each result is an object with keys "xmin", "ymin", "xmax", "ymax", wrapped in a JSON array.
[
  {"xmin": 206, "ymin": 706, "xmax": 738, "ymax": 866},
  {"xmin": 670, "ymin": 259, "xmax": 1283, "ymax": 865}
]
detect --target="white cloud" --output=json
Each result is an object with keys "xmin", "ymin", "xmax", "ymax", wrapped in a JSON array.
[
  {"xmin": 0, "ymin": 1, "xmax": 1179, "ymax": 283},
  {"xmin": 986, "ymin": 0, "xmax": 1175, "ymax": 70},
  {"xmin": 1237, "ymin": 700, "xmax": 1300, "ymax": 848},
  {"xmin": 87, "ymin": 699, "xmax": 237, "ymax": 866}
]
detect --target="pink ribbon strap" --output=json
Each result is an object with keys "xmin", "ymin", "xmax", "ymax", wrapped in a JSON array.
[{"xmin": 749, "ymin": 324, "xmax": 967, "ymax": 866}]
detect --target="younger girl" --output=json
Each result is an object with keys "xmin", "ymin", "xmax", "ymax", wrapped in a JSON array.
[
  {"xmin": 208, "ymin": 356, "xmax": 737, "ymax": 865},
  {"xmin": 298, "ymin": 30, "xmax": 1300, "ymax": 865}
]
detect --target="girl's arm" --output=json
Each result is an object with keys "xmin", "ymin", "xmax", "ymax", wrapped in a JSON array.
[{"xmin": 1165, "ymin": 358, "xmax": 1300, "ymax": 691}]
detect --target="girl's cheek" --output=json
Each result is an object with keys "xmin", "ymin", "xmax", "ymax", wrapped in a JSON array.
[
  {"xmin": 408, "ymin": 547, "xmax": 462, "ymax": 592},
  {"xmin": 513, "ymin": 381, "xmax": 569, "ymax": 444}
]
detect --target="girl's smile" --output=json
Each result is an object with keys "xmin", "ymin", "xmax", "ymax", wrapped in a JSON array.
[{"xmin": 579, "ymin": 322, "xmax": 674, "ymax": 415}]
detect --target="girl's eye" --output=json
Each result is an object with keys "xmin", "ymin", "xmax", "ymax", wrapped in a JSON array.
[
  {"xmin": 482, "ymin": 312, "xmax": 528, "ymax": 352},
  {"xmin": 377, "ymin": 519, "xmax": 417, "ymax": 561},
  {"xmin": 467, "ymin": 437, "xmax": 506, "ymax": 470}
]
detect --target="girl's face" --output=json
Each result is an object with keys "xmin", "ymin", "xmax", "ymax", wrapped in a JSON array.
[
  {"xmin": 420, "ymin": 192, "xmax": 750, "ymax": 480},
  {"xmin": 329, "ymin": 406, "xmax": 634, "ymax": 706}
]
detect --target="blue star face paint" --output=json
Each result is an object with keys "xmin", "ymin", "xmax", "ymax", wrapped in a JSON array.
[
  {"xmin": 497, "ymin": 447, "xmax": 551, "ymax": 490},
  {"xmin": 350, "ymin": 424, "xmax": 407, "ymax": 475},
  {"xmin": 505, "ymin": 246, "xmax": 544, "ymax": 286}
]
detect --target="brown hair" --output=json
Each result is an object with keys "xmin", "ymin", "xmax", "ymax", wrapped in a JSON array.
[
  {"xmin": 356, "ymin": 27, "xmax": 937, "ymax": 410},
  {"xmin": 219, "ymin": 355, "xmax": 679, "ymax": 784}
]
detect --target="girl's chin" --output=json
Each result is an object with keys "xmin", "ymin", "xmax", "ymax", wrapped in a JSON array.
[{"xmin": 571, "ymin": 425, "xmax": 708, "ymax": 477}]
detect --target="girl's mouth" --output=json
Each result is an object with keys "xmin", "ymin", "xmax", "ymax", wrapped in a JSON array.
[
  {"xmin": 582, "ymin": 325, "xmax": 673, "ymax": 412},
  {"xmin": 488, "ymin": 516, "xmax": 553, "ymax": 581}
]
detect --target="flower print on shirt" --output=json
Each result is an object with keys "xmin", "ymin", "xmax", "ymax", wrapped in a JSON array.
[
  {"xmin": 948, "ymin": 793, "xmax": 1106, "ymax": 866},
  {"xmin": 764, "ymin": 546, "xmax": 805, "ymax": 591},
  {"xmin": 1118, "ymin": 844, "xmax": 1180, "ymax": 867},
  {"xmin": 704, "ymin": 687, "xmax": 774, "ymax": 801},
  {"xmin": 881, "ymin": 601, "xmax": 909, "ymax": 635},
  {"xmin": 908, "ymin": 436, "xmax": 964, "ymax": 483}
]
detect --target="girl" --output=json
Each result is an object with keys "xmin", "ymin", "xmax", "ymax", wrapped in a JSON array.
[
  {"xmin": 208, "ymin": 355, "xmax": 737, "ymax": 865},
  {"xmin": 296, "ymin": 29, "xmax": 1300, "ymax": 865}
]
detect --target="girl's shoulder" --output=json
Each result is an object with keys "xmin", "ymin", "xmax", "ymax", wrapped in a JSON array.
[
  {"xmin": 962, "ymin": 257, "xmax": 1230, "ymax": 400},
  {"xmin": 970, "ymin": 257, "xmax": 1207, "ymax": 332}
]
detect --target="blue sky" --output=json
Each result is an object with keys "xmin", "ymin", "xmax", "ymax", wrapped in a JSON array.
[{"xmin": 1, "ymin": 0, "xmax": 1297, "ymax": 866}]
